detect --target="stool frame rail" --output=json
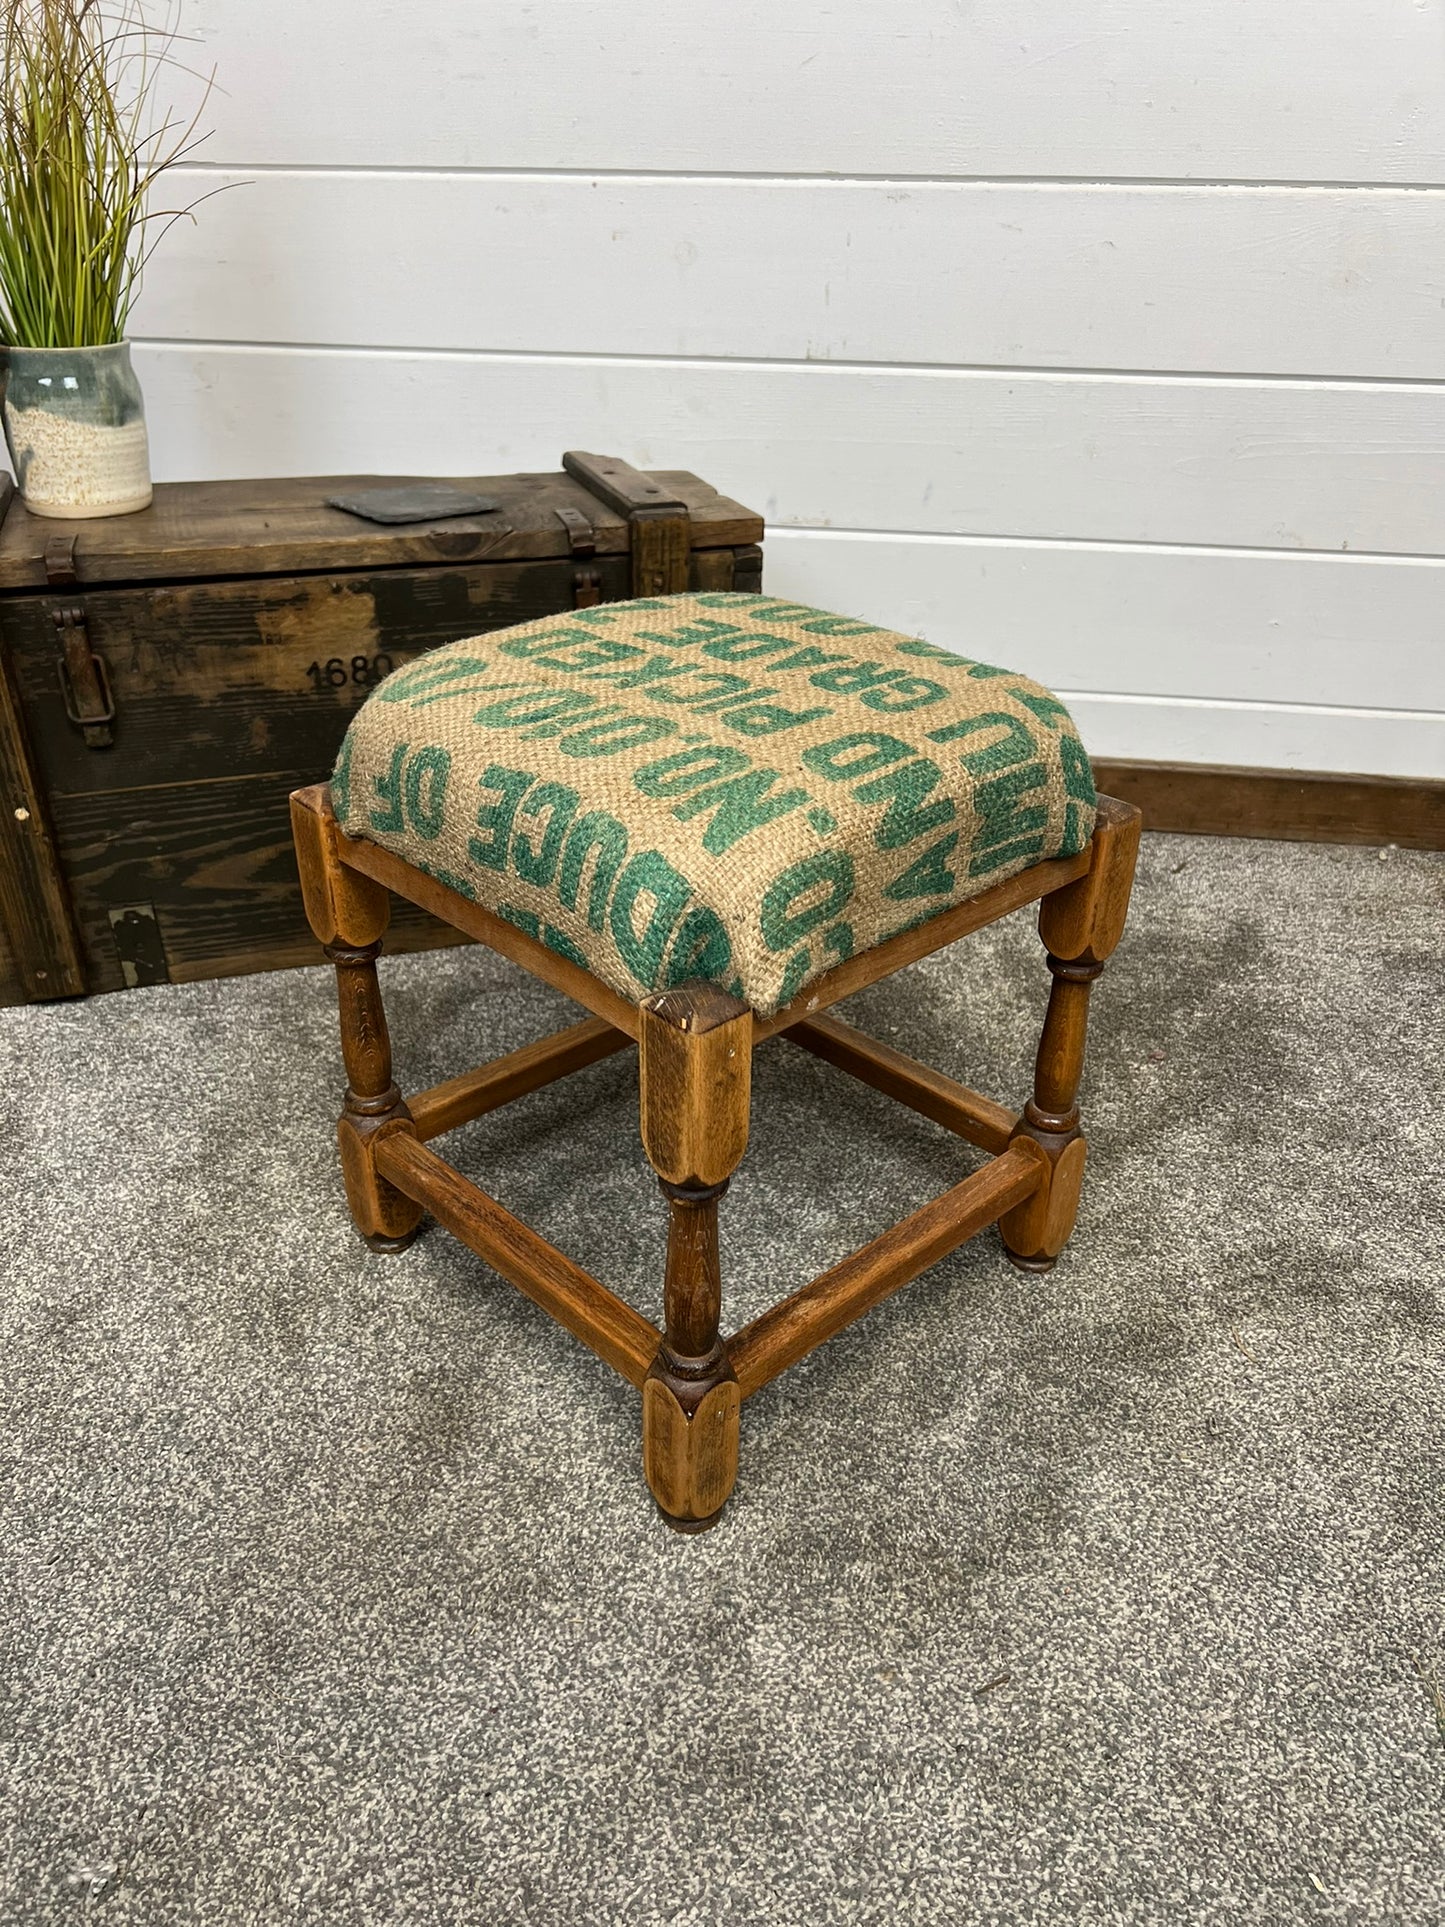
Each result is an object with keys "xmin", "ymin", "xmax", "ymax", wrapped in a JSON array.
[{"xmin": 291, "ymin": 783, "xmax": 1141, "ymax": 1530}]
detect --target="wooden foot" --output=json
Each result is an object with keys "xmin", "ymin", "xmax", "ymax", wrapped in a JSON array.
[
  {"xmin": 657, "ymin": 1505, "xmax": 726, "ymax": 1536},
  {"xmin": 363, "ymin": 1225, "xmax": 425, "ymax": 1255},
  {"xmin": 1005, "ymin": 1248, "xmax": 1057, "ymax": 1275},
  {"xmin": 642, "ymin": 1366, "xmax": 742, "ymax": 1526},
  {"xmin": 638, "ymin": 984, "xmax": 751, "ymax": 1526},
  {"xmin": 1000, "ymin": 798, "xmax": 1141, "ymax": 1270}
]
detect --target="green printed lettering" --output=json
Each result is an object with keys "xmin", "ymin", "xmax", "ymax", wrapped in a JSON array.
[
  {"xmin": 858, "ymin": 676, "xmax": 947, "ymax": 714},
  {"xmin": 403, "ymin": 745, "xmax": 451, "ymax": 839},
  {"xmin": 558, "ymin": 811, "xmax": 629, "ymax": 930},
  {"xmin": 610, "ymin": 850, "xmax": 692, "ymax": 990},
  {"xmin": 542, "ymin": 925, "xmax": 590, "ymax": 969},
  {"xmin": 894, "ymin": 638, "xmax": 961, "ymax": 665},
  {"xmin": 882, "ymin": 832, "xmax": 959, "ymax": 901},
  {"xmin": 634, "ymin": 745, "xmax": 752, "ymax": 796},
  {"xmin": 375, "ymin": 653, "xmax": 489, "ymax": 706},
  {"xmin": 797, "ymin": 613, "xmax": 881, "ymax": 636},
  {"xmin": 822, "ymin": 921, "xmax": 854, "ymax": 965},
  {"xmin": 1015, "ymin": 687, "xmax": 1073, "ymax": 731},
  {"xmin": 556, "ymin": 714, "xmax": 676, "ymax": 756},
  {"xmin": 468, "ymin": 764, "xmax": 534, "ymax": 870},
  {"xmin": 663, "ymin": 905, "xmax": 733, "ymax": 987},
  {"xmin": 968, "ymin": 835, "xmax": 1045, "ymax": 878},
  {"xmin": 499, "ymin": 632, "xmax": 644, "ymax": 673},
  {"xmin": 473, "ymin": 688, "xmax": 600, "ymax": 734},
  {"xmin": 1059, "ymin": 734, "xmax": 1097, "ymax": 854},
  {"xmin": 766, "ymin": 645, "xmax": 850, "ymax": 673},
  {"xmin": 577, "ymin": 653, "xmax": 696, "ymax": 692},
  {"xmin": 500, "ymin": 626, "xmax": 618, "ymax": 660},
  {"xmin": 368, "ymin": 742, "xmax": 407, "ymax": 832},
  {"xmin": 895, "ymin": 639, "xmax": 1011, "ymax": 678},
  {"xmin": 670, "ymin": 768, "xmax": 811, "ymax": 856},
  {"xmin": 699, "ymin": 629, "xmax": 797, "ymax": 664},
  {"xmin": 809, "ymin": 661, "xmax": 897, "ymax": 697},
  {"xmin": 1060, "ymin": 732, "xmax": 1096, "ymax": 806},
  {"xmin": 718, "ymin": 700, "xmax": 832, "ymax": 737},
  {"xmin": 852, "ymin": 757, "xmax": 956, "ymax": 850},
  {"xmin": 512, "ymin": 780, "xmax": 579, "ymax": 888},
  {"xmin": 927, "ymin": 710, "xmax": 1036, "ymax": 775},
  {"xmin": 637, "ymin": 619, "xmax": 743, "ymax": 651},
  {"xmin": 647, "ymin": 671, "xmax": 757, "ymax": 709},
  {"xmin": 970, "ymin": 762, "xmax": 1049, "ymax": 871},
  {"xmin": 760, "ymin": 850, "xmax": 855, "ymax": 951},
  {"xmin": 497, "ymin": 905, "xmax": 590, "ymax": 969},
  {"xmin": 802, "ymin": 731, "xmax": 914, "ymax": 783}
]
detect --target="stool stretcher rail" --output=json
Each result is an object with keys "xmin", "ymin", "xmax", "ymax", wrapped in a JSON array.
[
  {"xmin": 784, "ymin": 1014, "xmax": 1017, "ymax": 1154},
  {"xmin": 727, "ymin": 1142, "xmax": 1043, "ymax": 1400},
  {"xmin": 375, "ymin": 1133, "xmax": 661, "ymax": 1388},
  {"xmin": 408, "ymin": 1018, "xmax": 634, "ymax": 1141}
]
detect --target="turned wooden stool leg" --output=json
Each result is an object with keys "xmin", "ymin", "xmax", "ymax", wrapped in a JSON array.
[
  {"xmin": 328, "ymin": 938, "xmax": 424, "ymax": 1252},
  {"xmin": 637, "ymin": 983, "xmax": 752, "ymax": 1531},
  {"xmin": 291, "ymin": 790, "xmax": 423, "ymax": 1253},
  {"xmin": 1001, "ymin": 796, "xmax": 1142, "ymax": 1272}
]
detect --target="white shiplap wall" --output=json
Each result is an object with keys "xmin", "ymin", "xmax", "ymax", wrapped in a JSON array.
[{"xmin": 128, "ymin": 0, "xmax": 1445, "ymax": 778}]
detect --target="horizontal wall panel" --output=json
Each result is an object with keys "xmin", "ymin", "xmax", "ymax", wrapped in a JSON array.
[
  {"xmin": 1063, "ymin": 693, "xmax": 1444, "ymax": 779},
  {"xmin": 137, "ymin": 173, "xmax": 1445, "ymax": 380},
  {"xmin": 134, "ymin": 344, "xmax": 1445, "ymax": 557},
  {"xmin": 762, "ymin": 529, "xmax": 1445, "ymax": 766},
  {"xmin": 181, "ymin": 0, "xmax": 1445, "ymax": 184}
]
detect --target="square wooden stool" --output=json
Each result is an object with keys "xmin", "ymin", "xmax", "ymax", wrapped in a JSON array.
[{"xmin": 291, "ymin": 593, "xmax": 1141, "ymax": 1528}]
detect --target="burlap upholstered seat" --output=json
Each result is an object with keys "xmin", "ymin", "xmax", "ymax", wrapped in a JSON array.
[{"xmin": 332, "ymin": 592, "xmax": 1096, "ymax": 1018}]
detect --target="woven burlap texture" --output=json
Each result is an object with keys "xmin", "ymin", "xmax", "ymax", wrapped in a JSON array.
[{"xmin": 333, "ymin": 592, "xmax": 1097, "ymax": 1016}]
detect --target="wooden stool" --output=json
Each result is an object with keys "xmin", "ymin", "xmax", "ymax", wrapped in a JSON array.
[{"xmin": 290, "ymin": 593, "xmax": 1140, "ymax": 1528}]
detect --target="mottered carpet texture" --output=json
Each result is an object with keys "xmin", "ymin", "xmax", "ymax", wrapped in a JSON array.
[{"xmin": 0, "ymin": 832, "xmax": 1442, "ymax": 1927}]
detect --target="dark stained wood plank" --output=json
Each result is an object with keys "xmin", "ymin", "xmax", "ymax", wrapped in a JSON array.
[
  {"xmin": 562, "ymin": 451, "xmax": 687, "ymax": 518},
  {"xmin": 0, "ymin": 468, "xmax": 762, "ymax": 590},
  {"xmin": 0, "ymin": 635, "xmax": 86, "ymax": 999},
  {"xmin": 35, "ymin": 767, "xmax": 463, "ymax": 1000},
  {"xmin": 2, "ymin": 556, "xmax": 631, "ymax": 797},
  {"xmin": 1092, "ymin": 758, "xmax": 1445, "ymax": 850}
]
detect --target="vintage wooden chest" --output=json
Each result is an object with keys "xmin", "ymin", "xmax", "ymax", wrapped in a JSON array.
[{"xmin": 0, "ymin": 453, "xmax": 763, "ymax": 1004}]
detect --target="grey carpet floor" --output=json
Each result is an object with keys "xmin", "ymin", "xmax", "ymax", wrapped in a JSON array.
[{"xmin": 1, "ymin": 833, "xmax": 1442, "ymax": 1926}]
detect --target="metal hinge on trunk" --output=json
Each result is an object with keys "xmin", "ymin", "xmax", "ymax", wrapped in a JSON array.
[
  {"xmin": 555, "ymin": 505, "xmax": 603, "ymax": 608},
  {"xmin": 46, "ymin": 535, "xmax": 114, "ymax": 748}
]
